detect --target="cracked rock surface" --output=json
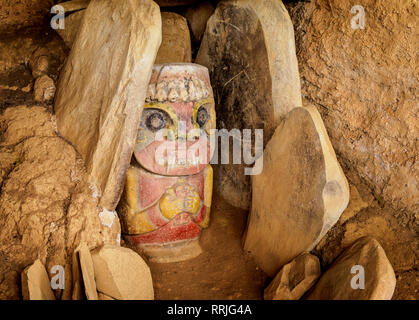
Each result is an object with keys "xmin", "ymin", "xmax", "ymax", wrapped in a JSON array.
[{"xmin": 0, "ymin": 105, "xmax": 120, "ymax": 299}]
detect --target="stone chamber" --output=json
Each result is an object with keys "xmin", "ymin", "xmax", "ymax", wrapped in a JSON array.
[{"xmin": 0, "ymin": 0, "xmax": 417, "ymax": 300}]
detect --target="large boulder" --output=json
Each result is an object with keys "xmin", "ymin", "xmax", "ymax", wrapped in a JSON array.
[
  {"xmin": 264, "ymin": 253, "xmax": 321, "ymax": 300},
  {"xmin": 243, "ymin": 105, "xmax": 350, "ymax": 276},
  {"xmin": 307, "ymin": 237, "xmax": 396, "ymax": 300},
  {"xmin": 54, "ymin": 0, "xmax": 162, "ymax": 211},
  {"xmin": 90, "ymin": 245, "xmax": 154, "ymax": 300},
  {"xmin": 196, "ymin": 0, "xmax": 302, "ymax": 209},
  {"xmin": 155, "ymin": 12, "xmax": 192, "ymax": 64}
]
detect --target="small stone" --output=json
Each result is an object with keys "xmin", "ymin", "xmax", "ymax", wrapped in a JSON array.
[
  {"xmin": 98, "ymin": 208, "xmax": 116, "ymax": 228},
  {"xmin": 34, "ymin": 75, "xmax": 56, "ymax": 102},
  {"xmin": 90, "ymin": 245, "xmax": 154, "ymax": 300},
  {"xmin": 21, "ymin": 260, "xmax": 55, "ymax": 300},
  {"xmin": 307, "ymin": 237, "xmax": 396, "ymax": 300},
  {"xmin": 264, "ymin": 253, "xmax": 321, "ymax": 300},
  {"xmin": 243, "ymin": 105, "xmax": 350, "ymax": 277},
  {"xmin": 155, "ymin": 12, "xmax": 191, "ymax": 64},
  {"xmin": 21, "ymin": 83, "xmax": 32, "ymax": 93},
  {"xmin": 31, "ymin": 55, "xmax": 49, "ymax": 78}
]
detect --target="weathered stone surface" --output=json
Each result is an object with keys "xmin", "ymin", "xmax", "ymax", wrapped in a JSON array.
[
  {"xmin": 30, "ymin": 55, "xmax": 49, "ymax": 78},
  {"xmin": 307, "ymin": 237, "xmax": 396, "ymax": 300},
  {"xmin": 54, "ymin": 0, "xmax": 162, "ymax": 211},
  {"xmin": 243, "ymin": 105, "xmax": 350, "ymax": 276},
  {"xmin": 0, "ymin": 0, "xmax": 52, "ymax": 35},
  {"xmin": 56, "ymin": 10, "xmax": 85, "ymax": 48},
  {"xmin": 59, "ymin": 0, "xmax": 90, "ymax": 13},
  {"xmin": 264, "ymin": 253, "xmax": 321, "ymax": 300},
  {"xmin": 0, "ymin": 32, "xmax": 67, "ymax": 75},
  {"xmin": 90, "ymin": 245, "xmax": 154, "ymax": 300},
  {"xmin": 98, "ymin": 292, "xmax": 115, "ymax": 300},
  {"xmin": 155, "ymin": 12, "xmax": 191, "ymax": 64},
  {"xmin": 196, "ymin": 0, "xmax": 302, "ymax": 209},
  {"xmin": 21, "ymin": 259, "xmax": 55, "ymax": 300},
  {"xmin": 60, "ymin": 0, "xmax": 193, "ymax": 10},
  {"xmin": 74, "ymin": 243, "xmax": 98, "ymax": 300},
  {"xmin": 181, "ymin": 1, "xmax": 214, "ymax": 42},
  {"xmin": 34, "ymin": 75, "xmax": 55, "ymax": 102},
  {"xmin": 0, "ymin": 106, "xmax": 120, "ymax": 299},
  {"xmin": 155, "ymin": 0, "xmax": 197, "ymax": 7},
  {"xmin": 287, "ymin": 0, "xmax": 418, "ymax": 220}
]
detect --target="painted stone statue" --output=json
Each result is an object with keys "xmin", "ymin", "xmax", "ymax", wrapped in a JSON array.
[{"xmin": 119, "ymin": 63, "xmax": 215, "ymax": 263}]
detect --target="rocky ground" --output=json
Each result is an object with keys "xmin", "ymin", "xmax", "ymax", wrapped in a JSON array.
[{"xmin": 147, "ymin": 195, "xmax": 267, "ymax": 300}]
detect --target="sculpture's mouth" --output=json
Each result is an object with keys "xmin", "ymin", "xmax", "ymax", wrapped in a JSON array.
[{"xmin": 134, "ymin": 137, "xmax": 213, "ymax": 175}]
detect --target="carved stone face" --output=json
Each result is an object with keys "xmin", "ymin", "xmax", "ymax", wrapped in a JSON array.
[{"xmin": 133, "ymin": 63, "xmax": 216, "ymax": 176}]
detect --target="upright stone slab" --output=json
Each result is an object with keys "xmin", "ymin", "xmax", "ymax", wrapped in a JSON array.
[
  {"xmin": 155, "ymin": 0, "xmax": 197, "ymax": 6},
  {"xmin": 243, "ymin": 105, "xmax": 350, "ymax": 277},
  {"xmin": 307, "ymin": 237, "xmax": 396, "ymax": 300},
  {"xmin": 74, "ymin": 243, "xmax": 98, "ymax": 300},
  {"xmin": 21, "ymin": 260, "xmax": 55, "ymax": 300},
  {"xmin": 155, "ymin": 12, "xmax": 192, "ymax": 64},
  {"xmin": 196, "ymin": 0, "xmax": 302, "ymax": 209},
  {"xmin": 54, "ymin": 0, "xmax": 162, "ymax": 211}
]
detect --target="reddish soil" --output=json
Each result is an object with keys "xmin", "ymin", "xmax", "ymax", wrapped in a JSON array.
[{"xmin": 147, "ymin": 193, "xmax": 268, "ymax": 300}]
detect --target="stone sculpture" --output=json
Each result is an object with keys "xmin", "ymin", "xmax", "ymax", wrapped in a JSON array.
[{"xmin": 119, "ymin": 63, "xmax": 215, "ymax": 263}]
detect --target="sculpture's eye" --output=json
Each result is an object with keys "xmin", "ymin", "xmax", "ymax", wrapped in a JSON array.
[
  {"xmin": 143, "ymin": 109, "xmax": 169, "ymax": 132},
  {"xmin": 196, "ymin": 106, "xmax": 209, "ymax": 127}
]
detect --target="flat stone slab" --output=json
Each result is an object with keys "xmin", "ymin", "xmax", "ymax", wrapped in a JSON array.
[
  {"xmin": 196, "ymin": 0, "xmax": 302, "ymax": 209},
  {"xmin": 243, "ymin": 105, "xmax": 350, "ymax": 277},
  {"xmin": 75, "ymin": 243, "xmax": 98, "ymax": 300},
  {"xmin": 21, "ymin": 260, "xmax": 55, "ymax": 300},
  {"xmin": 54, "ymin": 0, "xmax": 161, "ymax": 211},
  {"xmin": 155, "ymin": 12, "xmax": 192, "ymax": 64}
]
